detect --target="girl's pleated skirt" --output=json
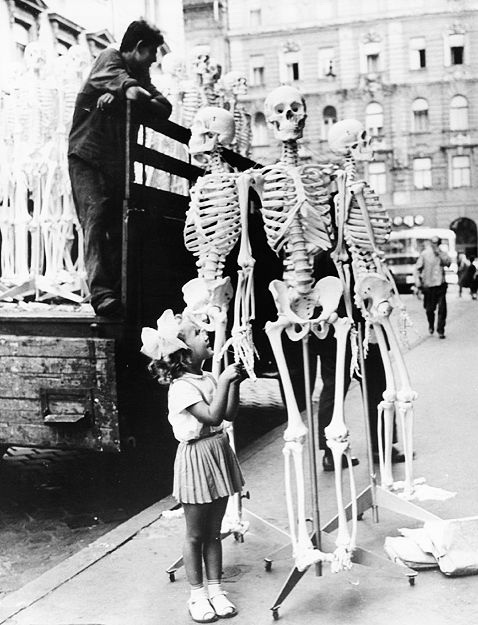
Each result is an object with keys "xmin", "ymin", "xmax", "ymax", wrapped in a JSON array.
[{"xmin": 173, "ymin": 431, "xmax": 244, "ymax": 504}]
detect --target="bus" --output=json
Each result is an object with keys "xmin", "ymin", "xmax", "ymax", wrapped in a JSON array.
[{"xmin": 383, "ymin": 227, "xmax": 458, "ymax": 291}]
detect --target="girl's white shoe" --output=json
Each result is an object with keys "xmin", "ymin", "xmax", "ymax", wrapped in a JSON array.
[
  {"xmin": 209, "ymin": 592, "xmax": 238, "ymax": 619},
  {"xmin": 187, "ymin": 597, "xmax": 218, "ymax": 623}
]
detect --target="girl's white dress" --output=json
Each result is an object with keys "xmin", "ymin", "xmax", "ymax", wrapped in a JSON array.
[{"xmin": 168, "ymin": 372, "xmax": 244, "ymax": 504}]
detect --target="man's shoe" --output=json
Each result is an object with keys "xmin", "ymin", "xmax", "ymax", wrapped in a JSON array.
[
  {"xmin": 95, "ymin": 298, "xmax": 123, "ymax": 318},
  {"xmin": 373, "ymin": 446, "xmax": 414, "ymax": 464},
  {"xmin": 438, "ymin": 333, "xmax": 445, "ymax": 339},
  {"xmin": 428, "ymin": 327, "xmax": 434, "ymax": 335},
  {"xmin": 322, "ymin": 452, "xmax": 359, "ymax": 472}
]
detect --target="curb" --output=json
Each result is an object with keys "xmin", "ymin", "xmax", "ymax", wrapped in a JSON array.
[{"xmin": 0, "ymin": 496, "xmax": 176, "ymax": 624}]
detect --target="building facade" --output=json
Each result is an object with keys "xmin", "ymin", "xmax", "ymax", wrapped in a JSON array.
[{"xmin": 221, "ymin": 0, "xmax": 478, "ymax": 253}]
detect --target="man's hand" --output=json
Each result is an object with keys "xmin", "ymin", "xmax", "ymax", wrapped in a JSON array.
[{"xmin": 96, "ymin": 93, "xmax": 115, "ymax": 110}]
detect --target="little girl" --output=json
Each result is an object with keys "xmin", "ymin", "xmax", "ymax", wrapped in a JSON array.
[{"xmin": 141, "ymin": 310, "xmax": 245, "ymax": 623}]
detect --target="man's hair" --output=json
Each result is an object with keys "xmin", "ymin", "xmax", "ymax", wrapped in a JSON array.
[{"xmin": 120, "ymin": 20, "xmax": 163, "ymax": 53}]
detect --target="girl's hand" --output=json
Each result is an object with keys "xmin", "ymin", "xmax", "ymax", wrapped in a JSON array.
[{"xmin": 221, "ymin": 363, "xmax": 246, "ymax": 383}]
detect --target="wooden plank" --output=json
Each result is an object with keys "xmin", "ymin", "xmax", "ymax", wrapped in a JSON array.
[
  {"xmin": 0, "ymin": 423, "xmax": 104, "ymax": 449},
  {"xmin": 131, "ymin": 184, "xmax": 189, "ymax": 218},
  {"xmin": 133, "ymin": 144, "xmax": 203, "ymax": 180},
  {"xmin": 0, "ymin": 374, "xmax": 96, "ymax": 398},
  {"xmin": 0, "ymin": 335, "xmax": 112, "ymax": 359}
]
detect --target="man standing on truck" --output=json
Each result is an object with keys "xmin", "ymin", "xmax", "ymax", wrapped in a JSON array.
[
  {"xmin": 415, "ymin": 235, "xmax": 451, "ymax": 339},
  {"xmin": 68, "ymin": 20, "xmax": 172, "ymax": 317}
]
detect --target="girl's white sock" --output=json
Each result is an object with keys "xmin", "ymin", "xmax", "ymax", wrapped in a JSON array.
[
  {"xmin": 190, "ymin": 584, "xmax": 208, "ymax": 602},
  {"xmin": 207, "ymin": 580, "xmax": 223, "ymax": 598}
]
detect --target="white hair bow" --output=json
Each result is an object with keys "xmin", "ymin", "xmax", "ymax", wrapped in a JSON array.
[{"xmin": 140, "ymin": 309, "xmax": 188, "ymax": 359}]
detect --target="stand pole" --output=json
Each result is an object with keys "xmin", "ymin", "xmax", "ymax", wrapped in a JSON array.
[
  {"xmin": 357, "ymin": 323, "xmax": 379, "ymax": 523},
  {"xmin": 302, "ymin": 334, "xmax": 322, "ymax": 576}
]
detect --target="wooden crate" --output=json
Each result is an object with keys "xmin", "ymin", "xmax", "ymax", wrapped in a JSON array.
[{"xmin": 0, "ymin": 335, "xmax": 120, "ymax": 452}]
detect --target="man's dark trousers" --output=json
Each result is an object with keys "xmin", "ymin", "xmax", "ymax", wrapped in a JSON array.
[
  {"xmin": 313, "ymin": 330, "xmax": 396, "ymax": 452},
  {"xmin": 68, "ymin": 155, "xmax": 124, "ymax": 312},
  {"xmin": 422, "ymin": 283, "xmax": 447, "ymax": 335}
]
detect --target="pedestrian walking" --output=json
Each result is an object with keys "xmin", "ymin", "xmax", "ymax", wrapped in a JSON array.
[
  {"xmin": 462, "ymin": 256, "xmax": 478, "ymax": 300},
  {"xmin": 415, "ymin": 235, "xmax": 451, "ymax": 339},
  {"xmin": 141, "ymin": 310, "xmax": 246, "ymax": 623},
  {"xmin": 68, "ymin": 20, "xmax": 172, "ymax": 317},
  {"xmin": 457, "ymin": 252, "xmax": 470, "ymax": 297}
]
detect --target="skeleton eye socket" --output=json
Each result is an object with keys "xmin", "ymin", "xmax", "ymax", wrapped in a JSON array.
[
  {"xmin": 291, "ymin": 102, "xmax": 301, "ymax": 113},
  {"xmin": 361, "ymin": 131, "xmax": 367, "ymax": 140},
  {"xmin": 276, "ymin": 105, "xmax": 285, "ymax": 114},
  {"xmin": 351, "ymin": 142, "xmax": 358, "ymax": 149}
]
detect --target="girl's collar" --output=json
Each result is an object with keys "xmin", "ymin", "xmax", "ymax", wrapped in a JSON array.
[{"xmin": 183, "ymin": 371, "xmax": 205, "ymax": 379}]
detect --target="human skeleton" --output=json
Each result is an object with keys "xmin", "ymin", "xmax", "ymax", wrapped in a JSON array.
[
  {"xmin": 220, "ymin": 71, "xmax": 252, "ymax": 158},
  {"xmin": 328, "ymin": 119, "xmax": 417, "ymax": 497},
  {"xmin": 182, "ymin": 106, "xmax": 255, "ymax": 536},
  {"xmin": 0, "ymin": 39, "xmax": 88, "ymax": 305},
  {"xmin": 251, "ymin": 86, "xmax": 358, "ymax": 571},
  {"xmin": 181, "ymin": 54, "xmax": 222, "ymax": 129}
]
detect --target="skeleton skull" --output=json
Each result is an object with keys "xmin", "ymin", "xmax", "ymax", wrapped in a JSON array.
[
  {"xmin": 328, "ymin": 119, "xmax": 372, "ymax": 160},
  {"xmin": 67, "ymin": 45, "xmax": 91, "ymax": 79},
  {"xmin": 24, "ymin": 42, "xmax": 47, "ymax": 74},
  {"xmin": 222, "ymin": 71, "xmax": 248, "ymax": 97},
  {"xmin": 161, "ymin": 52, "xmax": 186, "ymax": 79},
  {"xmin": 188, "ymin": 107, "xmax": 235, "ymax": 157},
  {"xmin": 264, "ymin": 86, "xmax": 307, "ymax": 141},
  {"xmin": 193, "ymin": 54, "xmax": 222, "ymax": 85}
]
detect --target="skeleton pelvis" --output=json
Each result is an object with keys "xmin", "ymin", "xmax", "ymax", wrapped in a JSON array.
[
  {"xmin": 355, "ymin": 273, "xmax": 393, "ymax": 317},
  {"xmin": 182, "ymin": 276, "xmax": 233, "ymax": 313},
  {"xmin": 269, "ymin": 278, "xmax": 341, "ymax": 339}
]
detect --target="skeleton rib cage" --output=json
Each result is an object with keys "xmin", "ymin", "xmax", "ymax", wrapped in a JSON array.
[
  {"xmin": 184, "ymin": 172, "xmax": 242, "ymax": 283},
  {"xmin": 260, "ymin": 163, "xmax": 334, "ymax": 305}
]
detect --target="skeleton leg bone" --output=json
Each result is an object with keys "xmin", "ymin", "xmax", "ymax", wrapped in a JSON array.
[
  {"xmin": 266, "ymin": 316, "xmax": 332, "ymax": 571},
  {"xmin": 325, "ymin": 316, "xmax": 358, "ymax": 571}
]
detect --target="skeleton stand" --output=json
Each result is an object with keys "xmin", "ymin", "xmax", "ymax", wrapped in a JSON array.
[{"xmin": 264, "ymin": 325, "xmax": 426, "ymax": 621}]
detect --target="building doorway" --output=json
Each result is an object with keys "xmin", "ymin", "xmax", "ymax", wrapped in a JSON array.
[{"xmin": 450, "ymin": 217, "xmax": 477, "ymax": 257}]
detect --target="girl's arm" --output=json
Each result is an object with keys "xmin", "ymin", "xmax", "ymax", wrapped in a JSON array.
[
  {"xmin": 187, "ymin": 364, "xmax": 243, "ymax": 426},
  {"xmin": 224, "ymin": 381, "xmax": 240, "ymax": 422}
]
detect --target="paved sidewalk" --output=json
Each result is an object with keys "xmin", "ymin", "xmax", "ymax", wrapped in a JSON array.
[{"xmin": 1, "ymin": 293, "xmax": 477, "ymax": 625}]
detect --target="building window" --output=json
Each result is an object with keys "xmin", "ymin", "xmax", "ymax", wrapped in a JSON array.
[
  {"xmin": 13, "ymin": 21, "xmax": 30, "ymax": 62},
  {"xmin": 445, "ymin": 32, "xmax": 466, "ymax": 66},
  {"xmin": 252, "ymin": 112, "xmax": 268, "ymax": 146},
  {"xmin": 361, "ymin": 40, "xmax": 381, "ymax": 75},
  {"xmin": 318, "ymin": 47, "xmax": 335, "ymax": 78},
  {"xmin": 412, "ymin": 98, "xmax": 429, "ymax": 132},
  {"xmin": 409, "ymin": 37, "xmax": 426, "ymax": 69},
  {"xmin": 285, "ymin": 56, "xmax": 300, "ymax": 82},
  {"xmin": 450, "ymin": 95, "xmax": 469, "ymax": 131},
  {"xmin": 249, "ymin": 55, "xmax": 265, "ymax": 86},
  {"xmin": 365, "ymin": 102, "xmax": 383, "ymax": 136},
  {"xmin": 451, "ymin": 155, "xmax": 471, "ymax": 188},
  {"xmin": 451, "ymin": 45, "xmax": 464, "ymax": 65},
  {"xmin": 413, "ymin": 158, "xmax": 432, "ymax": 189},
  {"xmin": 249, "ymin": 9, "xmax": 262, "ymax": 29},
  {"xmin": 321, "ymin": 105, "xmax": 337, "ymax": 140},
  {"xmin": 367, "ymin": 53, "xmax": 379, "ymax": 73},
  {"xmin": 279, "ymin": 50, "xmax": 301, "ymax": 84},
  {"xmin": 368, "ymin": 161, "xmax": 387, "ymax": 194}
]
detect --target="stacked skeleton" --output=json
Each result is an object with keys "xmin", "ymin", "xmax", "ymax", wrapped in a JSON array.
[
  {"xmin": 0, "ymin": 40, "xmax": 89, "ymax": 305},
  {"xmin": 181, "ymin": 105, "xmax": 256, "ymax": 537},
  {"xmin": 328, "ymin": 119, "xmax": 417, "ymax": 497},
  {"xmin": 219, "ymin": 71, "xmax": 252, "ymax": 158}
]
